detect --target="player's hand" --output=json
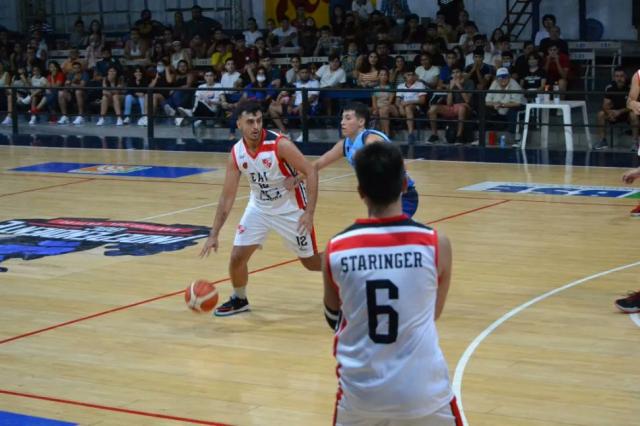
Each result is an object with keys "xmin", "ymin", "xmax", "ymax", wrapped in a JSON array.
[
  {"xmin": 622, "ymin": 169, "xmax": 640, "ymax": 184},
  {"xmin": 630, "ymin": 101, "xmax": 640, "ymax": 116},
  {"xmin": 283, "ymin": 176, "xmax": 298, "ymax": 190},
  {"xmin": 297, "ymin": 211, "xmax": 314, "ymax": 235},
  {"xmin": 199, "ymin": 234, "xmax": 219, "ymax": 257}
]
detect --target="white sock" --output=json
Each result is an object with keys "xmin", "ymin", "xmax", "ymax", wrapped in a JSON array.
[{"xmin": 233, "ymin": 286, "xmax": 247, "ymax": 299}]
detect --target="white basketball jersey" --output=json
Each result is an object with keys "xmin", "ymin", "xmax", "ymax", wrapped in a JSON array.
[
  {"xmin": 326, "ymin": 215, "xmax": 453, "ymax": 418},
  {"xmin": 231, "ymin": 129, "xmax": 307, "ymax": 215}
]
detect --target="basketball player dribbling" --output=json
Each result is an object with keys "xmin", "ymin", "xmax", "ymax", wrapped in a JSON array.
[
  {"xmin": 199, "ymin": 101, "xmax": 322, "ymax": 316},
  {"xmin": 625, "ymin": 68, "xmax": 640, "ymax": 216},
  {"xmin": 322, "ymin": 143, "xmax": 462, "ymax": 426},
  {"xmin": 286, "ymin": 102, "xmax": 420, "ymax": 217}
]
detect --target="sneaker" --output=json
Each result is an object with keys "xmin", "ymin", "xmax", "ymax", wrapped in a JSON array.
[
  {"xmin": 29, "ymin": 115, "xmax": 37, "ymax": 125},
  {"xmin": 407, "ymin": 132, "xmax": 416, "ymax": 145},
  {"xmin": 214, "ymin": 296, "xmax": 250, "ymax": 317},
  {"xmin": 178, "ymin": 107, "xmax": 193, "ymax": 117},
  {"xmin": 594, "ymin": 139, "xmax": 608, "ymax": 150},
  {"xmin": 116, "ymin": 117, "xmax": 124, "ymax": 126},
  {"xmin": 1, "ymin": 116, "xmax": 11, "ymax": 126},
  {"xmin": 631, "ymin": 204, "xmax": 640, "ymax": 217},
  {"xmin": 453, "ymin": 136, "xmax": 465, "ymax": 145},
  {"xmin": 427, "ymin": 134, "xmax": 439, "ymax": 143},
  {"xmin": 57, "ymin": 115, "xmax": 69, "ymax": 125},
  {"xmin": 175, "ymin": 117, "xmax": 184, "ymax": 127},
  {"xmin": 123, "ymin": 116, "xmax": 131, "ymax": 125},
  {"xmin": 72, "ymin": 116, "xmax": 85, "ymax": 125},
  {"xmin": 163, "ymin": 104, "xmax": 176, "ymax": 117},
  {"xmin": 20, "ymin": 95, "xmax": 31, "ymax": 105},
  {"xmin": 96, "ymin": 117, "xmax": 105, "ymax": 126},
  {"xmin": 137, "ymin": 116, "xmax": 148, "ymax": 126},
  {"xmin": 193, "ymin": 119, "xmax": 203, "ymax": 128},
  {"xmin": 615, "ymin": 291, "xmax": 640, "ymax": 313}
]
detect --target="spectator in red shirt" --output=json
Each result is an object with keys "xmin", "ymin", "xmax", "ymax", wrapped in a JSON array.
[{"xmin": 543, "ymin": 42, "xmax": 569, "ymax": 96}]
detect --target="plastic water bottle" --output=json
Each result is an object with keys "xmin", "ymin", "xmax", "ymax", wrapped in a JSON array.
[
  {"xmin": 499, "ymin": 135, "xmax": 506, "ymax": 147},
  {"xmin": 553, "ymin": 83, "xmax": 560, "ymax": 104}
]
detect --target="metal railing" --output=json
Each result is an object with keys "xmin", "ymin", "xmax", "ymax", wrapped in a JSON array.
[{"xmin": 0, "ymin": 84, "xmax": 626, "ymax": 148}]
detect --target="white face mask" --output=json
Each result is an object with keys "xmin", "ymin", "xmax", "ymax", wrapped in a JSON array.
[
  {"xmin": 396, "ymin": 19, "xmax": 404, "ymax": 25},
  {"xmin": 156, "ymin": 65, "xmax": 165, "ymax": 73},
  {"xmin": 257, "ymin": 75, "xmax": 266, "ymax": 82},
  {"xmin": 502, "ymin": 61, "xmax": 511, "ymax": 68}
]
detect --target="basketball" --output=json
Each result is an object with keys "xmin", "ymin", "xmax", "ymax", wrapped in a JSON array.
[{"xmin": 185, "ymin": 280, "xmax": 219, "ymax": 313}]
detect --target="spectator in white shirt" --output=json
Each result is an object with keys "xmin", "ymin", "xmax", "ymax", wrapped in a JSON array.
[
  {"xmin": 177, "ymin": 69, "xmax": 223, "ymax": 127},
  {"xmin": 243, "ymin": 18, "xmax": 263, "ymax": 47},
  {"xmin": 415, "ymin": 53, "xmax": 440, "ymax": 89},
  {"xmin": 315, "ymin": 54, "xmax": 347, "ymax": 117},
  {"xmin": 220, "ymin": 58, "xmax": 241, "ymax": 93},
  {"xmin": 485, "ymin": 67, "xmax": 526, "ymax": 141},
  {"xmin": 395, "ymin": 69, "xmax": 428, "ymax": 144},
  {"xmin": 268, "ymin": 65, "xmax": 319, "ymax": 139},
  {"xmin": 272, "ymin": 17, "xmax": 298, "ymax": 48},
  {"xmin": 534, "ymin": 14, "xmax": 555, "ymax": 46}
]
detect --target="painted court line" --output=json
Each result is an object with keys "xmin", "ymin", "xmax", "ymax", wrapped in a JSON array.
[
  {"xmin": 0, "ymin": 390, "xmax": 230, "ymax": 426},
  {"xmin": 0, "ymin": 178, "xmax": 93, "ymax": 198},
  {"xmin": 452, "ymin": 260, "xmax": 640, "ymax": 426},
  {"xmin": 0, "ymin": 259, "xmax": 296, "ymax": 346}
]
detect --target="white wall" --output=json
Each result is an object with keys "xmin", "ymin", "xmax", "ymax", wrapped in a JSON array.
[{"xmin": 399, "ymin": 0, "xmax": 635, "ymax": 40}]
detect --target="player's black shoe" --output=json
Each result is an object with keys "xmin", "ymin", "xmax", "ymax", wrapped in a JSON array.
[{"xmin": 214, "ymin": 296, "xmax": 250, "ymax": 317}]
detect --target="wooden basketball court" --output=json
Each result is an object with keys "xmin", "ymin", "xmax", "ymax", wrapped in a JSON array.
[{"xmin": 1, "ymin": 145, "xmax": 639, "ymax": 425}]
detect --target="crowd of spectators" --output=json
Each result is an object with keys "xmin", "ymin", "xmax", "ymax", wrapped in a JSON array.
[{"xmin": 0, "ymin": 2, "xmax": 627, "ymax": 146}]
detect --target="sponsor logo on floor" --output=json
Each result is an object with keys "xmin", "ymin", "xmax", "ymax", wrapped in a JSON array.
[
  {"xmin": 0, "ymin": 218, "xmax": 210, "ymax": 272},
  {"xmin": 10, "ymin": 162, "xmax": 215, "ymax": 178},
  {"xmin": 459, "ymin": 182, "xmax": 640, "ymax": 198}
]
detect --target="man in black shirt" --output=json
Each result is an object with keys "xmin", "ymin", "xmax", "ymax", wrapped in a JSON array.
[
  {"xmin": 539, "ymin": 26, "xmax": 569, "ymax": 56},
  {"xmin": 185, "ymin": 5, "xmax": 222, "ymax": 40},
  {"xmin": 595, "ymin": 67, "xmax": 637, "ymax": 149}
]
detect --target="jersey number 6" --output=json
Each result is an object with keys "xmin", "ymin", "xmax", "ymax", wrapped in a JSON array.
[{"xmin": 366, "ymin": 279, "xmax": 399, "ymax": 344}]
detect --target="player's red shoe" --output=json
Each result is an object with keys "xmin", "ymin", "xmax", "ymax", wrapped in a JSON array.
[
  {"xmin": 631, "ymin": 204, "xmax": 640, "ymax": 217},
  {"xmin": 615, "ymin": 291, "xmax": 640, "ymax": 313}
]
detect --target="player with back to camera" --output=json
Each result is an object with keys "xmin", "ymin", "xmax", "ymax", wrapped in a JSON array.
[
  {"xmin": 199, "ymin": 101, "xmax": 322, "ymax": 316},
  {"xmin": 322, "ymin": 142, "xmax": 462, "ymax": 425},
  {"xmin": 286, "ymin": 101, "xmax": 420, "ymax": 217}
]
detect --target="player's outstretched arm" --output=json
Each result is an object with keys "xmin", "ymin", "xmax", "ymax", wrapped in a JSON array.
[
  {"xmin": 199, "ymin": 153, "xmax": 241, "ymax": 257},
  {"xmin": 313, "ymin": 139, "xmax": 345, "ymax": 171},
  {"xmin": 278, "ymin": 138, "xmax": 318, "ymax": 234},
  {"xmin": 623, "ymin": 167, "xmax": 640, "ymax": 184},
  {"xmin": 435, "ymin": 232, "xmax": 452, "ymax": 321}
]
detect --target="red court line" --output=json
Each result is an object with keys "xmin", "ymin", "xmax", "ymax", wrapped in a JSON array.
[
  {"xmin": 0, "ymin": 178, "xmax": 93, "ymax": 198},
  {"xmin": 427, "ymin": 199, "xmax": 511, "ymax": 224},
  {"xmin": 0, "ymin": 258, "xmax": 297, "ymax": 346},
  {"xmin": 5, "ymin": 173, "xmax": 638, "ymax": 207},
  {"xmin": 0, "ymin": 390, "xmax": 231, "ymax": 426}
]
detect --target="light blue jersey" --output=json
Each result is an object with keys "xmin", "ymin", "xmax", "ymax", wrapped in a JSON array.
[{"xmin": 343, "ymin": 129, "xmax": 416, "ymax": 188}]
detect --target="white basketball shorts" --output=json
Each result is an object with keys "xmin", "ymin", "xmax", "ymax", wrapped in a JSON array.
[
  {"xmin": 334, "ymin": 397, "xmax": 462, "ymax": 426},
  {"xmin": 233, "ymin": 206, "xmax": 318, "ymax": 258}
]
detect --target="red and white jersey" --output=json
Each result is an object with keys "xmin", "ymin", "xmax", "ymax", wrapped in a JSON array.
[
  {"xmin": 231, "ymin": 129, "xmax": 307, "ymax": 215},
  {"xmin": 325, "ymin": 214, "xmax": 453, "ymax": 418}
]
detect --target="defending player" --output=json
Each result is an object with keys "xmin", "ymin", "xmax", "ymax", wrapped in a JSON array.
[
  {"xmin": 200, "ymin": 101, "xmax": 321, "ymax": 316},
  {"xmin": 287, "ymin": 102, "xmax": 420, "ymax": 217},
  {"xmin": 322, "ymin": 142, "xmax": 461, "ymax": 425}
]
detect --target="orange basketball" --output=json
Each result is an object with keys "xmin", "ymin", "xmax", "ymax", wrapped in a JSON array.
[{"xmin": 185, "ymin": 280, "xmax": 219, "ymax": 313}]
